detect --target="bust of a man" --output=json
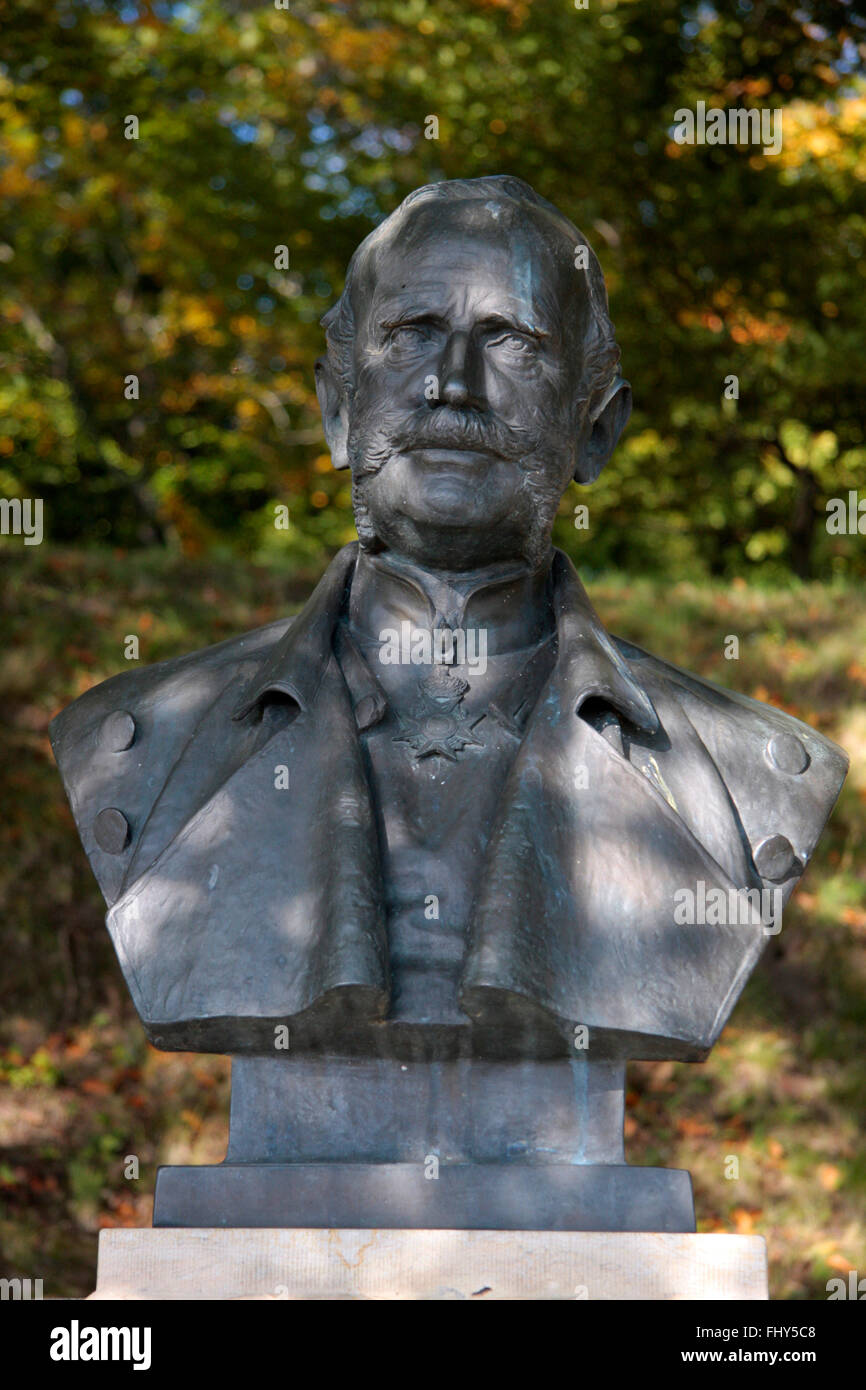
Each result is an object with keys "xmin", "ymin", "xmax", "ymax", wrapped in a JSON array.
[{"xmin": 51, "ymin": 178, "xmax": 847, "ymax": 1230}]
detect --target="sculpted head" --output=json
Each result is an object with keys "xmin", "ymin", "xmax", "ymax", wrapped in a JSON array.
[{"xmin": 315, "ymin": 176, "xmax": 631, "ymax": 571}]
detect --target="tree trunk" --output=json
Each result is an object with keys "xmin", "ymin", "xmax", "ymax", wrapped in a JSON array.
[{"xmin": 789, "ymin": 466, "xmax": 818, "ymax": 581}]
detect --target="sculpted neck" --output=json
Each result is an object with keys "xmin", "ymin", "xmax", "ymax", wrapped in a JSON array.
[{"xmin": 348, "ymin": 547, "xmax": 555, "ymax": 656}]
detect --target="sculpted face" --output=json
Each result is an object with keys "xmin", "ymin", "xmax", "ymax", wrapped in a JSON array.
[{"xmin": 317, "ymin": 192, "xmax": 631, "ymax": 571}]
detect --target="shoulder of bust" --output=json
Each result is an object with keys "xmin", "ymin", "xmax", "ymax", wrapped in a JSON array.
[
  {"xmin": 614, "ymin": 638, "xmax": 849, "ymax": 893},
  {"xmin": 50, "ymin": 618, "xmax": 292, "ymax": 904}
]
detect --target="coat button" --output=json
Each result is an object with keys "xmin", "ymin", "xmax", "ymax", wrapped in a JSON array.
[
  {"xmin": 94, "ymin": 808, "xmax": 131, "ymax": 854},
  {"xmin": 767, "ymin": 732, "xmax": 809, "ymax": 775},
  {"xmin": 754, "ymin": 833, "xmax": 800, "ymax": 883},
  {"xmin": 100, "ymin": 710, "xmax": 136, "ymax": 752}
]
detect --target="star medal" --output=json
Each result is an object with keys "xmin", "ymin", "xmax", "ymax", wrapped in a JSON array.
[{"xmin": 393, "ymin": 662, "xmax": 484, "ymax": 762}]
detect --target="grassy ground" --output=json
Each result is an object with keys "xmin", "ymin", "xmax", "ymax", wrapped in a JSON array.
[{"xmin": 1, "ymin": 546, "xmax": 864, "ymax": 1299}]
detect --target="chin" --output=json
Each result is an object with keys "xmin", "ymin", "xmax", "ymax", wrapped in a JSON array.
[
  {"xmin": 409, "ymin": 495, "xmax": 493, "ymax": 528},
  {"xmin": 409, "ymin": 471, "xmax": 517, "ymax": 518},
  {"xmin": 355, "ymin": 470, "xmax": 553, "ymax": 568}
]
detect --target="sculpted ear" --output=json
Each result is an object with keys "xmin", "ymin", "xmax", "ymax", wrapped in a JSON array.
[
  {"xmin": 314, "ymin": 356, "xmax": 350, "ymax": 471},
  {"xmin": 573, "ymin": 377, "xmax": 632, "ymax": 485}
]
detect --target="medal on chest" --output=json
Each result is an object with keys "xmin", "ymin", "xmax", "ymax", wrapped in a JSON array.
[{"xmin": 393, "ymin": 663, "xmax": 485, "ymax": 762}]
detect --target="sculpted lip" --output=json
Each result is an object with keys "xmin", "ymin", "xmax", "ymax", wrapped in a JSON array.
[{"xmin": 409, "ymin": 446, "xmax": 500, "ymax": 466}]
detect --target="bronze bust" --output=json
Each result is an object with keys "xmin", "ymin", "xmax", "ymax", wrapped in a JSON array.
[{"xmin": 51, "ymin": 177, "xmax": 848, "ymax": 1232}]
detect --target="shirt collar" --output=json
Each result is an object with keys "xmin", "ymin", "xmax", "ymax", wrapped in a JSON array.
[
  {"xmin": 347, "ymin": 548, "xmax": 554, "ymax": 656},
  {"xmin": 232, "ymin": 541, "xmax": 659, "ymax": 737}
]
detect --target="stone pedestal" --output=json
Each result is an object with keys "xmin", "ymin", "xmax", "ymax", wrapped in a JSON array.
[
  {"xmin": 153, "ymin": 1161, "xmax": 695, "ymax": 1232},
  {"xmin": 153, "ymin": 1055, "xmax": 696, "ymax": 1233},
  {"xmin": 90, "ymin": 1228, "xmax": 769, "ymax": 1300}
]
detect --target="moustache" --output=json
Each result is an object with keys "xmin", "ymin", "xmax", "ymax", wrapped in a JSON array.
[
  {"xmin": 350, "ymin": 407, "xmax": 541, "ymax": 474},
  {"xmin": 395, "ymin": 407, "xmax": 537, "ymax": 459}
]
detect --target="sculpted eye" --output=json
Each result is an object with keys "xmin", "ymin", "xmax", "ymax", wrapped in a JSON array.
[
  {"xmin": 488, "ymin": 332, "xmax": 537, "ymax": 356},
  {"xmin": 387, "ymin": 323, "xmax": 430, "ymax": 348}
]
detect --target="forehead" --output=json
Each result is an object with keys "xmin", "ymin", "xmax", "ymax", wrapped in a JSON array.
[{"xmin": 357, "ymin": 199, "xmax": 583, "ymax": 334}]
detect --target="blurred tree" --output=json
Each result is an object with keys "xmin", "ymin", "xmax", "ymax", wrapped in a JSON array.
[{"xmin": 1, "ymin": 0, "xmax": 864, "ymax": 580}]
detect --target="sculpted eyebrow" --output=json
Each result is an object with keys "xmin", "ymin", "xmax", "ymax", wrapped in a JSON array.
[
  {"xmin": 479, "ymin": 313, "xmax": 549, "ymax": 339},
  {"xmin": 379, "ymin": 311, "xmax": 444, "ymax": 329},
  {"xmin": 374, "ymin": 308, "xmax": 550, "ymax": 338},
  {"xmin": 374, "ymin": 304, "xmax": 446, "ymax": 333}
]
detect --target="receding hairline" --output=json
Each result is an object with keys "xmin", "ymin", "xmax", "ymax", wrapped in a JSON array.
[{"xmin": 335, "ymin": 181, "xmax": 591, "ymax": 320}]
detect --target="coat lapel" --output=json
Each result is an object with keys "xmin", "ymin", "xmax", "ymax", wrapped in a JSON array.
[
  {"xmin": 108, "ymin": 546, "xmax": 388, "ymax": 1028},
  {"xmin": 460, "ymin": 556, "xmax": 767, "ymax": 1057}
]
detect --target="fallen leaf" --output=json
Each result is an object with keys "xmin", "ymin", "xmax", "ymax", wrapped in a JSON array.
[
  {"xmin": 818, "ymin": 1163, "xmax": 842, "ymax": 1192},
  {"xmin": 677, "ymin": 1116, "xmax": 713, "ymax": 1137}
]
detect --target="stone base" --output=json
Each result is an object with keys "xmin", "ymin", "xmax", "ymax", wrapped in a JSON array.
[
  {"xmin": 153, "ymin": 1162, "xmax": 695, "ymax": 1232},
  {"xmin": 90, "ymin": 1228, "xmax": 769, "ymax": 1300}
]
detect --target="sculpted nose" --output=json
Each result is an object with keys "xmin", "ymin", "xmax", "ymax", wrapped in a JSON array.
[
  {"xmin": 441, "ymin": 374, "xmax": 469, "ymax": 408},
  {"xmin": 438, "ymin": 331, "xmax": 476, "ymax": 407}
]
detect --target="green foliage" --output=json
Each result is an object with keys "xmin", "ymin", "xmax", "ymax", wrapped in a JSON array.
[
  {"xmin": 1, "ymin": 0, "xmax": 865, "ymax": 577},
  {"xmin": 0, "ymin": 1046, "xmax": 60, "ymax": 1089}
]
